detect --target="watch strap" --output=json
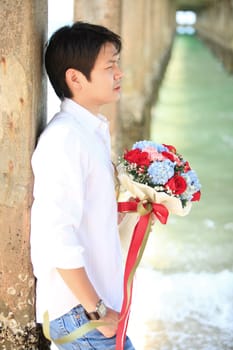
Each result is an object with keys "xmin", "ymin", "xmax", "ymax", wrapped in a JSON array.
[
  {"xmin": 85, "ymin": 310, "xmax": 100, "ymax": 320},
  {"xmin": 84, "ymin": 299, "xmax": 106, "ymax": 320}
]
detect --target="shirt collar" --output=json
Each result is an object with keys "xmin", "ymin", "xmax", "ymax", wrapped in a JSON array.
[{"xmin": 60, "ymin": 98, "xmax": 109, "ymax": 134}]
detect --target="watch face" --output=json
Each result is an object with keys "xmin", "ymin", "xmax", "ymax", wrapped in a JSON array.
[{"xmin": 98, "ymin": 301, "xmax": 107, "ymax": 318}]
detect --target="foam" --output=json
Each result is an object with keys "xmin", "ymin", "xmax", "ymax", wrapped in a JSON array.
[{"xmin": 128, "ymin": 268, "xmax": 233, "ymax": 349}]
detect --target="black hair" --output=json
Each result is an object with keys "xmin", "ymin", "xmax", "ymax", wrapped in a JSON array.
[{"xmin": 45, "ymin": 21, "xmax": 122, "ymax": 99}]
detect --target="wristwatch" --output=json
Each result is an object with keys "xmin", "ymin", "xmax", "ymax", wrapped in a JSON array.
[{"xmin": 85, "ymin": 299, "xmax": 107, "ymax": 320}]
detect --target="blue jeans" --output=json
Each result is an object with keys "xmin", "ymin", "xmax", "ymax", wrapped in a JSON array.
[{"xmin": 49, "ymin": 305, "xmax": 135, "ymax": 350}]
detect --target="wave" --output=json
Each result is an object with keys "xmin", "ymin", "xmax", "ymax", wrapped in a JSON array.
[{"xmin": 128, "ymin": 268, "xmax": 233, "ymax": 349}]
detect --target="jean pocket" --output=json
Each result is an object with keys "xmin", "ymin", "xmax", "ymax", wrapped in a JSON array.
[{"xmin": 49, "ymin": 306, "xmax": 88, "ymax": 342}]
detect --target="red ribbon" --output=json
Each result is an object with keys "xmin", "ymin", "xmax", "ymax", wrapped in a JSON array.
[{"xmin": 116, "ymin": 199, "xmax": 168, "ymax": 350}]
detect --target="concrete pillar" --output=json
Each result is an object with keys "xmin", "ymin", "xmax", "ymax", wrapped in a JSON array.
[
  {"xmin": 120, "ymin": 0, "xmax": 176, "ymax": 149},
  {"xmin": 74, "ymin": 0, "xmax": 122, "ymax": 160},
  {"xmin": 0, "ymin": 1, "xmax": 48, "ymax": 349},
  {"xmin": 74, "ymin": 0, "xmax": 121, "ymax": 33},
  {"xmin": 196, "ymin": 0, "xmax": 233, "ymax": 73}
]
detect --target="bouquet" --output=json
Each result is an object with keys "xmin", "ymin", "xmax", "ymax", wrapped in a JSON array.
[
  {"xmin": 116, "ymin": 140, "xmax": 201, "ymax": 350},
  {"xmin": 117, "ymin": 140, "xmax": 201, "ymax": 216}
]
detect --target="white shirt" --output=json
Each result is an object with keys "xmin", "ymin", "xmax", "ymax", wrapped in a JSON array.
[{"xmin": 30, "ymin": 98, "xmax": 123, "ymax": 322}]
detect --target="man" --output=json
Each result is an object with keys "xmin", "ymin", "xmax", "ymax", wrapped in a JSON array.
[{"xmin": 30, "ymin": 22, "xmax": 135, "ymax": 349}]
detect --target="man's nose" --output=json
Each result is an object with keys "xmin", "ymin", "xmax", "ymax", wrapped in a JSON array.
[{"xmin": 114, "ymin": 66, "xmax": 123, "ymax": 79}]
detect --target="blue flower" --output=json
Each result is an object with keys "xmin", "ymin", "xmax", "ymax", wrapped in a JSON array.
[
  {"xmin": 184, "ymin": 170, "xmax": 201, "ymax": 190},
  {"xmin": 132, "ymin": 140, "xmax": 168, "ymax": 153},
  {"xmin": 180, "ymin": 170, "xmax": 201, "ymax": 200},
  {"xmin": 148, "ymin": 159, "xmax": 175, "ymax": 185}
]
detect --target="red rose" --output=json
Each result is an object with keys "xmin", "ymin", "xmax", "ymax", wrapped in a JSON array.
[
  {"xmin": 135, "ymin": 151, "xmax": 151, "ymax": 167},
  {"xmin": 163, "ymin": 144, "xmax": 177, "ymax": 153},
  {"xmin": 124, "ymin": 149, "xmax": 140, "ymax": 162},
  {"xmin": 191, "ymin": 191, "xmax": 201, "ymax": 201},
  {"xmin": 124, "ymin": 148, "xmax": 151, "ymax": 167},
  {"xmin": 162, "ymin": 151, "xmax": 176, "ymax": 162},
  {"xmin": 165, "ymin": 175, "xmax": 187, "ymax": 195}
]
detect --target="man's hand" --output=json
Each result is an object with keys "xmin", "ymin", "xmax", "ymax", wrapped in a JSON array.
[{"xmin": 97, "ymin": 307, "xmax": 120, "ymax": 338}]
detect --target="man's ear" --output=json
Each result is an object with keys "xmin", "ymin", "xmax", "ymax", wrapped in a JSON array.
[{"xmin": 65, "ymin": 68, "xmax": 83, "ymax": 92}]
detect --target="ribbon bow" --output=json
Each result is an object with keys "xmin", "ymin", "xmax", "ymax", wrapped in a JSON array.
[{"xmin": 116, "ymin": 199, "xmax": 169, "ymax": 350}]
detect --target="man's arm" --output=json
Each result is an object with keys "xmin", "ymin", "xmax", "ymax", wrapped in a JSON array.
[{"xmin": 57, "ymin": 267, "xmax": 120, "ymax": 338}]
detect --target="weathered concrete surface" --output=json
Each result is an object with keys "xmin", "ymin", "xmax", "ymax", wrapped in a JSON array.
[
  {"xmin": 195, "ymin": 0, "xmax": 233, "ymax": 74},
  {"xmin": 120, "ymin": 0, "xmax": 176, "ymax": 150},
  {"xmin": 74, "ymin": 0, "xmax": 121, "ymax": 33},
  {"xmin": 74, "ymin": 0, "xmax": 176, "ymax": 156},
  {"xmin": 0, "ymin": 1, "xmax": 48, "ymax": 349}
]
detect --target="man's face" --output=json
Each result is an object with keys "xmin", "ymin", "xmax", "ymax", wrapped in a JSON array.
[{"xmin": 82, "ymin": 42, "xmax": 123, "ymax": 113}]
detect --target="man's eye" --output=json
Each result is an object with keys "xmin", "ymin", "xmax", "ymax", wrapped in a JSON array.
[{"xmin": 106, "ymin": 61, "xmax": 120, "ymax": 69}]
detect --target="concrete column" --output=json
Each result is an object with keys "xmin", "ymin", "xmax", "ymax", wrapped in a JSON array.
[
  {"xmin": 0, "ymin": 1, "xmax": 48, "ymax": 349},
  {"xmin": 120, "ymin": 0, "xmax": 176, "ymax": 149},
  {"xmin": 73, "ymin": 0, "xmax": 122, "ymax": 160},
  {"xmin": 74, "ymin": 0, "xmax": 121, "ymax": 33},
  {"xmin": 196, "ymin": 0, "xmax": 233, "ymax": 73}
]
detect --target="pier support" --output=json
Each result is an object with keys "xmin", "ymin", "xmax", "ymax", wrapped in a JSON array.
[
  {"xmin": 0, "ymin": 1, "xmax": 48, "ymax": 349},
  {"xmin": 196, "ymin": 0, "xmax": 233, "ymax": 73}
]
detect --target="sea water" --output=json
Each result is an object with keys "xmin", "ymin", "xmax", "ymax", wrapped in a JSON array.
[
  {"xmin": 128, "ymin": 268, "xmax": 233, "ymax": 350},
  {"xmin": 128, "ymin": 34, "xmax": 233, "ymax": 350}
]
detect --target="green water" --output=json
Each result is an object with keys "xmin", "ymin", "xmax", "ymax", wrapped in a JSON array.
[
  {"xmin": 128, "ymin": 35, "xmax": 233, "ymax": 350},
  {"xmin": 146, "ymin": 34, "xmax": 233, "ymax": 273}
]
